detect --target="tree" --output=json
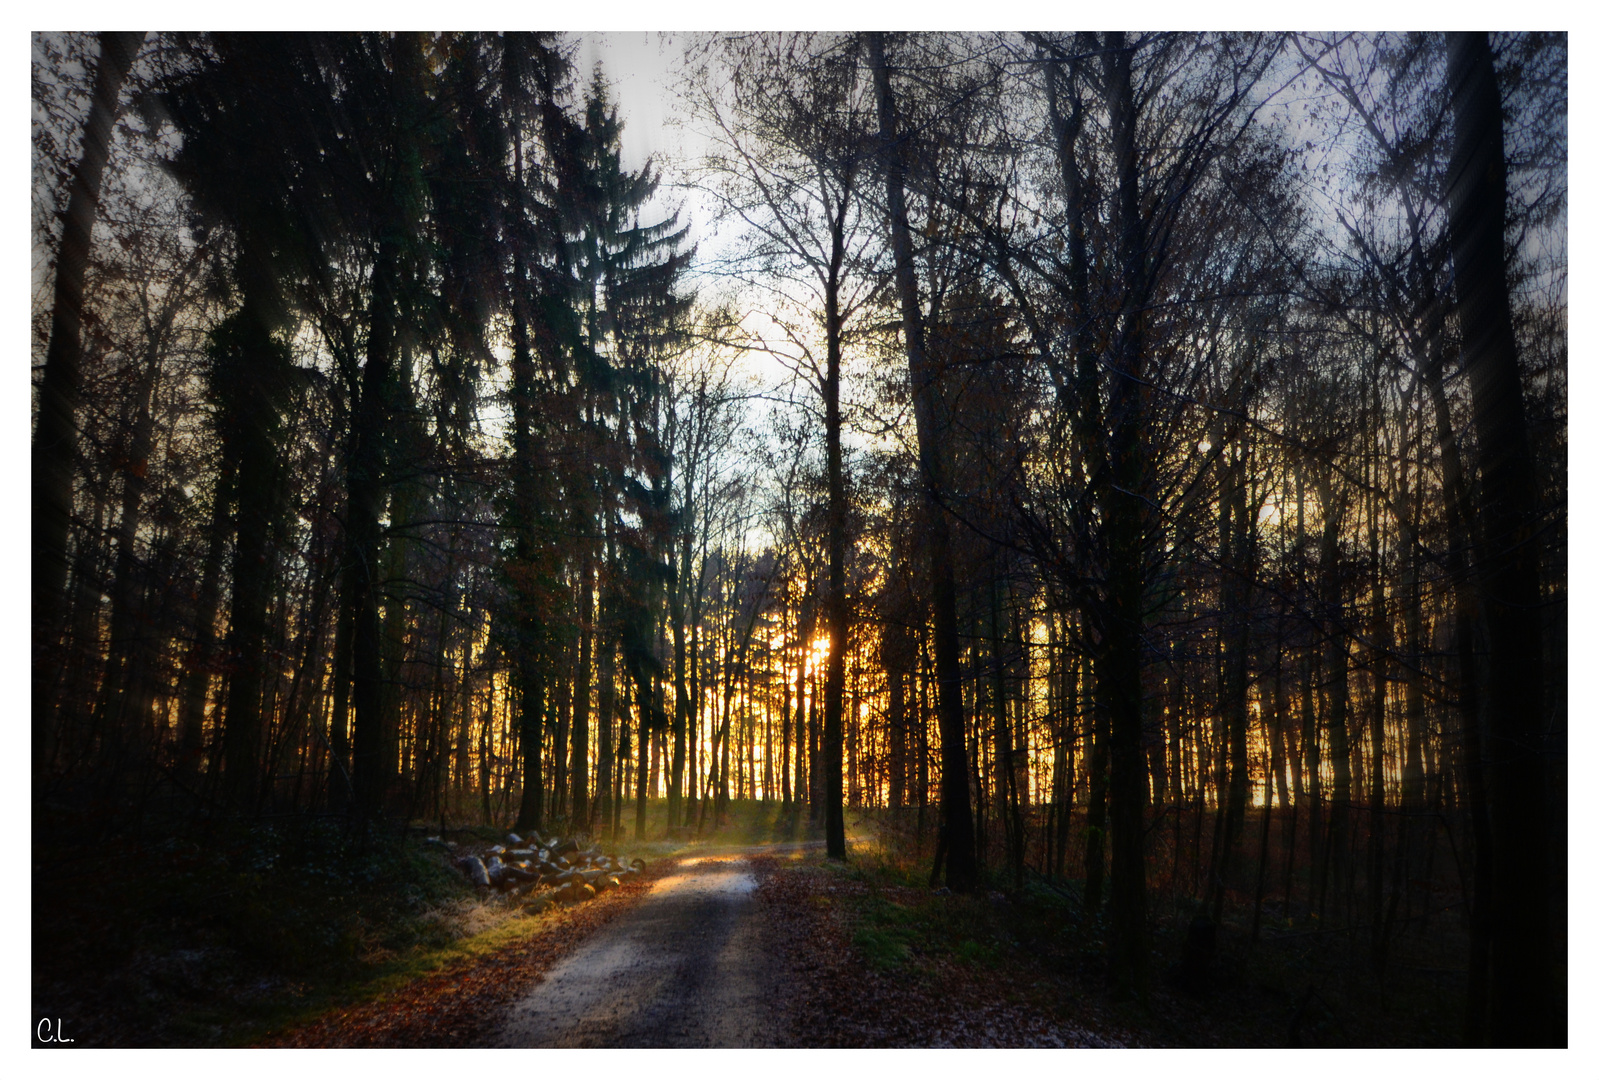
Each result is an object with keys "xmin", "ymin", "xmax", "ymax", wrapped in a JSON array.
[
  {"xmin": 1445, "ymin": 30, "xmax": 1555, "ymax": 1048},
  {"xmin": 866, "ymin": 31, "xmax": 980, "ymax": 894},
  {"xmin": 33, "ymin": 31, "xmax": 144, "ymax": 771},
  {"xmin": 689, "ymin": 32, "xmax": 880, "ymax": 857},
  {"xmin": 556, "ymin": 64, "xmax": 692, "ymax": 838},
  {"xmin": 32, "ymin": 32, "xmax": 1566, "ymax": 1045}
]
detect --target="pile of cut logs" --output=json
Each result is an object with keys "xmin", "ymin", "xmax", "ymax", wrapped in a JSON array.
[{"xmin": 441, "ymin": 831, "xmax": 645, "ymax": 905}]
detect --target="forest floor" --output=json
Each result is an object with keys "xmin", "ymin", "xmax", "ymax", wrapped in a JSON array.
[
  {"xmin": 32, "ymin": 812, "xmax": 681, "ymax": 1048},
  {"xmin": 33, "ymin": 802, "xmax": 1487, "ymax": 1047},
  {"xmin": 750, "ymin": 844, "xmax": 1133, "ymax": 1046},
  {"xmin": 258, "ymin": 820, "xmax": 1475, "ymax": 1048},
  {"xmin": 257, "ymin": 835, "xmax": 1135, "ymax": 1048},
  {"xmin": 748, "ymin": 834, "xmax": 1469, "ymax": 1048},
  {"xmin": 795, "ymin": 813, "xmax": 1501, "ymax": 1047}
]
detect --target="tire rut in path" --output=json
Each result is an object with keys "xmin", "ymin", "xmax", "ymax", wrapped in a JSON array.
[{"xmin": 494, "ymin": 853, "xmax": 791, "ymax": 1047}]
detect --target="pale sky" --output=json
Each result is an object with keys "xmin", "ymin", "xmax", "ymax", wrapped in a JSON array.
[
  {"xmin": 579, "ymin": 32, "xmax": 722, "ymax": 257},
  {"xmin": 580, "ymin": 33, "xmax": 682, "ymax": 174},
  {"xmin": 576, "ymin": 32, "xmax": 796, "ymax": 405}
]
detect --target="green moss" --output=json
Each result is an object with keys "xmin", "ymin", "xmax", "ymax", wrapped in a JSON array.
[
  {"xmin": 854, "ymin": 927, "xmax": 911, "ymax": 969},
  {"xmin": 852, "ymin": 896, "xmax": 921, "ymax": 970},
  {"xmin": 955, "ymin": 938, "xmax": 1001, "ymax": 969}
]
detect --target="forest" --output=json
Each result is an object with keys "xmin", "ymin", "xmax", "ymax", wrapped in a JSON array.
[{"xmin": 32, "ymin": 31, "xmax": 1565, "ymax": 1049}]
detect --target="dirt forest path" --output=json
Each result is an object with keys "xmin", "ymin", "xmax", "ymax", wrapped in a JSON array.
[
  {"xmin": 271, "ymin": 834, "xmax": 1126, "ymax": 1049},
  {"xmin": 492, "ymin": 843, "xmax": 819, "ymax": 1047}
]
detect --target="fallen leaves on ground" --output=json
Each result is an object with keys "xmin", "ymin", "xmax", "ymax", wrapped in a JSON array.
[
  {"xmin": 263, "ymin": 859, "xmax": 678, "ymax": 1047},
  {"xmin": 750, "ymin": 856, "xmax": 1138, "ymax": 1048}
]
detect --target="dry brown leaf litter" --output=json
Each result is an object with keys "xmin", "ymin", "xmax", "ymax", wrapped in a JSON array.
[
  {"xmin": 264, "ymin": 858, "xmax": 677, "ymax": 1047},
  {"xmin": 748, "ymin": 855, "xmax": 1136, "ymax": 1047}
]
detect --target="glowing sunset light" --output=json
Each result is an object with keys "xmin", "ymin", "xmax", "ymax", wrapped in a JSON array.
[{"xmin": 808, "ymin": 635, "xmax": 831, "ymax": 666}]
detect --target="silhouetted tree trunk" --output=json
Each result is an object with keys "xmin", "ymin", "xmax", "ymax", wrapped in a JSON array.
[
  {"xmin": 1445, "ymin": 31, "xmax": 1555, "ymax": 1047},
  {"xmin": 1421, "ymin": 305, "xmax": 1492, "ymax": 1039},
  {"xmin": 572, "ymin": 554, "xmax": 594, "ymax": 828},
  {"xmin": 668, "ymin": 533, "xmax": 689, "ymax": 831},
  {"xmin": 885, "ymin": 604, "xmax": 909, "ymax": 813},
  {"xmin": 95, "ymin": 323, "xmax": 167, "ymax": 750},
  {"xmin": 33, "ymin": 31, "xmax": 143, "ymax": 771},
  {"xmin": 1366, "ymin": 386, "xmax": 1392, "ymax": 968},
  {"xmin": 1083, "ymin": 657, "xmax": 1109, "ymax": 914},
  {"xmin": 1251, "ymin": 653, "xmax": 1282, "ymax": 946},
  {"xmin": 1317, "ymin": 471, "xmax": 1353, "ymax": 920},
  {"xmin": 349, "ymin": 244, "xmax": 398, "ymax": 819},
  {"xmin": 1296, "ymin": 467, "xmax": 1323, "ymax": 919},
  {"xmin": 867, "ymin": 30, "xmax": 978, "ymax": 894},
  {"xmin": 793, "ymin": 596, "xmax": 809, "ymax": 814},
  {"xmin": 1211, "ymin": 446, "xmax": 1253, "ymax": 922},
  {"xmin": 178, "ymin": 450, "xmax": 235, "ymax": 778},
  {"xmin": 218, "ymin": 299, "xmax": 291, "ymax": 812},
  {"xmin": 822, "ymin": 177, "xmax": 851, "ymax": 861},
  {"xmin": 1100, "ymin": 30, "xmax": 1152, "ymax": 990},
  {"xmin": 635, "ymin": 663, "xmax": 653, "ymax": 841}
]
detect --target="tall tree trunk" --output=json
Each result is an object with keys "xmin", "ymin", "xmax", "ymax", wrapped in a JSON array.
[
  {"xmin": 1366, "ymin": 406, "xmax": 1391, "ymax": 969},
  {"xmin": 635, "ymin": 668, "xmax": 652, "ymax": 841},
  {"xmin": 782, "ymin": 605, "xmax": 795, "ymax": 811},
  {"xmin": 508, "ymin": 519, "xmax": 545, "ymax": 838},
  {"xmin": 1250, "ymin": 655, "xmax": 1284, "ymax": 946},
  {"xmin": 669, "ymin": 535, "xmax": 689, "ymax": 831},
  {"xmin": 688, "ymin": 598, "xmax": 701, "ymax": 820},
  {"xmin": 178, "ymin": 449, "xmax": 236, "ymax": 779},
  {"xmin": 507, "ymin": 49, "xmax": 549, "ymax": 836},
  {"xmin": 1083, "ymin": 656, "xmax": 1110, "ymax": 915},
  {"xmin": 572, "ymin": 554, "xmax": 594, "ymax": 829},
  {"xmin": 551, "ymin": 647, "xmax": 571, "ymax": 820},
  {"xmin": 1057, "ymin": 642, "xmax": 1078, "ymax": 882},
  {"xmin": 1396, "ymin": 394, "xmax": 1427, "ymax": 939},
  {"xmin": 1100, "ymin": 30, "xmax": 1152, "ymax": 991},
  {"xmin": 1422, "ymin": 305, "xmax": 1491, "ymax": 1040},
  {"xmin": 220, "ymin": 295, "xmax": 288, "ymax": 813},
  {"xmin": 917, "ymin": 631, "xmax": 932, "ymax": 841},
  {"xmin": 1318, "ymin": 474, "xmax": 1353, "ymax": 921},
  {"xmin": 822, "ymin": 206, "xmax": 850, "ymax": 859},
  {"xmin": 33, "ymin": 31, "xmax": 143, "ymax": 771},
  {"xmin": 328, "ymin": 546, "xmax": 355, "ymax": 813},
  {"xmin": 1212, "ymin": 450, "xmax": 1253, "ymax": 922},
  {"xmin": 381, "ymin": 479, "xmax": 416, "ymax": 808},
  {"xmin": 1445, "ymin": 32, "xmax": 1554, "ymax": 1047},
  {"xmin": 350, "ymin": 245, "xmax": 398, "ymax": 818},
  {"xmin": 867, "ymin": 31, "xmax": 978, "ymax": 894},
  {"xmin": 793, "ymin": 597, "xmax": 809, "ymax": 812},
  {"xmin": 479, "ymin": 677, "xmax": 494, "ymax": 826},
  {"xmin": 808, "ymin": 666, "xmax": 822, "ymax": 821},
  {"xmin": 95, "ymin": 334, "xmax": 164, "ymax": 751},
  {"xmin": 885, "ymin": 610, "xmax": 907, "ymax": 812},
  {"xmin": 1296, "ymin": 468, "xmax": 1323, "ymax": 919},
  {"xmin": 597, "ymin": 632, "xmax": 615, "ymax": 838},
  {"xmin": 992, "ymin": 576, "xmax": 1024, "ymax": 890}
]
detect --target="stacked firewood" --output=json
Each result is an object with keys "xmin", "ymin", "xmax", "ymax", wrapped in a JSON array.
[{"xmin": 443, "ymin": 831, "xmax": 645, "ymax": 905}]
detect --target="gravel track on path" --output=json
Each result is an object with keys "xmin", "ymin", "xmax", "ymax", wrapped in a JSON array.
[{"xmin": 493, "ymin": 847, "xmax": 812, "ymax": 1047}]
